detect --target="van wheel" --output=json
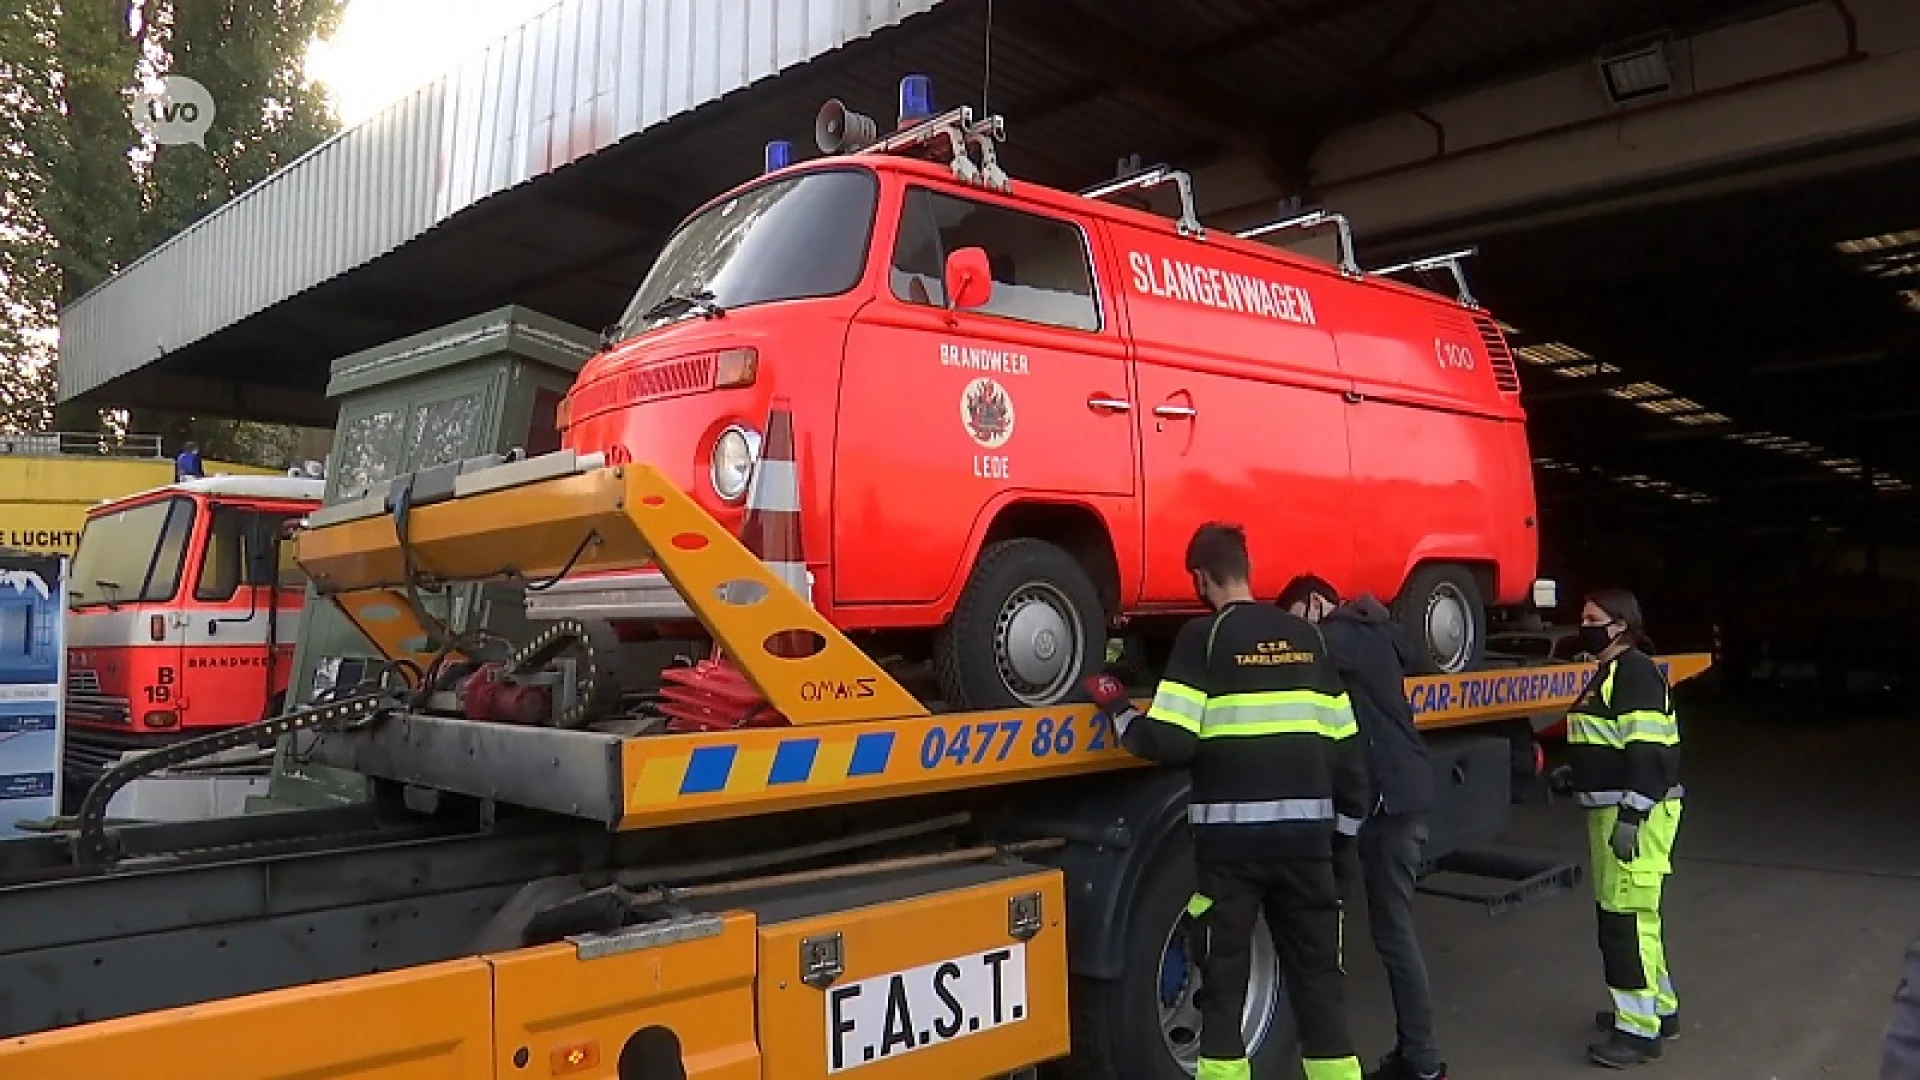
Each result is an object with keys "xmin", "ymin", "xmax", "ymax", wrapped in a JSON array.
[
  {"xmin": 1393, "ymin": 564, "xmax": 1486, "ymax": 675},
  {"xmin": 1064, "ymin": 838, "xmax": 1296, "ymax": 1078},
  {"xmin": 934, "ymin": 538, "xmax": 1104, "ymax": 710}
]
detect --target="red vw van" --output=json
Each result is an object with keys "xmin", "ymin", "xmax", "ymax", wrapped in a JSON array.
[{"xmin": 544, "ymin": 83, "xmax": 1551, "ymax": 711}]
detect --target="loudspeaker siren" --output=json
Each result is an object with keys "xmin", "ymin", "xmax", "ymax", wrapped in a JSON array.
[{"xmin": 814, "ymin": 98, "xmax": 879, "ymax": 155}]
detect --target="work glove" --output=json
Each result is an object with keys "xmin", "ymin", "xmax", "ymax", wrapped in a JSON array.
[
  {"xmin": 1609, "ymin": 817, "xmax": 1642, "ymax": 863},
  {"xmin": 1081, "ymin": 673, "xmax": 1142, "ymax": 738}
]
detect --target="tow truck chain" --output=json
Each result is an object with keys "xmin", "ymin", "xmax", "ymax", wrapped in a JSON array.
[
  {"xmin": 73, "ymin": 691, "xmax": 393, "ymax": 868},
  {"xmin": 497, "ymin": 617, "xmax": 622, "ymax": 729}
]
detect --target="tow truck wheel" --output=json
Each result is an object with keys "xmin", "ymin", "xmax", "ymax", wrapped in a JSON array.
[
  {"xmin": 935, "ymin": 538, "xmax": 1104, "ymax": 710},
  {"xmin": 1064, "ymin": 840, "xmax": 1295, "ymax": 1078},
  {"xmin": 1392, "ymin": 564, "xmax": 1487, "ymax": 675}
]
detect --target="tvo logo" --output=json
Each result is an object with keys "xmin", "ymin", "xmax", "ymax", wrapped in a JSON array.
[{"xmin": 132, "ymin": 75, "xmax": 215, "ymax": 148}]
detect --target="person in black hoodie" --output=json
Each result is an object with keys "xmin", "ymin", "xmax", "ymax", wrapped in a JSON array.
[{"xmin": 1280, "ymin": 574, "xmax": 1447, "ymax": 1080}]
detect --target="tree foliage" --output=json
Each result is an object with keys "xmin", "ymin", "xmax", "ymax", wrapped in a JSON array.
[{"xmin": 0, "ymin": 0, "xmax": 343, "ymax": 465}]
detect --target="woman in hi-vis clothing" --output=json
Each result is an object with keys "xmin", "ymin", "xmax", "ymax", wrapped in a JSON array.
[{"xmin": 1565, "ymin": 588, "xmax": 1684, "ymax": 1068}]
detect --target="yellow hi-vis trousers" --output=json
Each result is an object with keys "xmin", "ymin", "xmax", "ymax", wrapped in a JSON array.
[{"xmin": 1588, "ymin": 800, "xmax": 1682, "ymax": 1040}]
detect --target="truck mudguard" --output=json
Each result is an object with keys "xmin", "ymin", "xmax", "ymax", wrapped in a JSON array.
[{"xmin": 995, "ymin": 767, "xmax": 1193, "ymax": 980}]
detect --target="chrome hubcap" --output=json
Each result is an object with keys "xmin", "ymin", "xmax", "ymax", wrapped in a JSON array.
[
  {"xmin": 994, "ymin": 583, "xmax": 1083, "ymax": 705},
  {"xmin": 1158, "ymin": 912, "xmax": 1281, "ymax": 1072},
  {"xmin": 1426, "ymin": 582, "xmax": 1473, "ymax": 672}
]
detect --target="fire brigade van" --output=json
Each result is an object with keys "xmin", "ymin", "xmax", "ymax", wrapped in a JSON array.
[
  {"xmin": 543, "ymin": 82, "xmax": 1549, "ymax": 712},
  {"xmin": 62, "ymin": 475, "xmax": 324, "ymax": 790}
]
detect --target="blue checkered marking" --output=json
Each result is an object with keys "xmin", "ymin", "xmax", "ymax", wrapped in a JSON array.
[
  {"xmin": 847, "ymin": 731, "xmax": 895, "ymax": 777},
  {"xmin": 768, "ymin": 737, "xmax": 820, "ymax": 785},
  {"xmin": 680, "ymin": 745, "xmax": 738, "ymax": 795}
]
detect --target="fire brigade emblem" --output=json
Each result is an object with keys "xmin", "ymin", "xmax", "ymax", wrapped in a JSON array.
[{"xmin": 961, "ymin": 377, "xmax": 1015, "ymax": 449}]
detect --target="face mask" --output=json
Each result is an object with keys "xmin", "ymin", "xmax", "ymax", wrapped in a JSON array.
[{"xmin": 1578, "ymin": 623, "xmax": 1617, "ymax": 655}]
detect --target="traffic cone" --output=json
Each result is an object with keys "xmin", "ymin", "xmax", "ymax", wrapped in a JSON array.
[
  {"xmin": 740, "ymin": 400, "xmax": 811, "ymax": 609},
  {"xmin": 659, "ymin": 399, "xmax": 810, "ymax": 731}
]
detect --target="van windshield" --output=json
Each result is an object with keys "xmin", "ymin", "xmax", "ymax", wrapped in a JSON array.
[
  {"xmin": 68, "ymin": 496, "xmax": 196, "ymax": 610},
  {"xmin": 613, "ymin": 168, "xmax": 878, "ymax": 339}
]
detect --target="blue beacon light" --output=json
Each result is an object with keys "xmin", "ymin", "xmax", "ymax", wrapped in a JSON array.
[
  {"xmin": 764, "ymin": 139, "xmax": 793, "ymax": 173},
  {"xmin": 898, "ymin": 74, "xmax": 935, "ymax": 127}
]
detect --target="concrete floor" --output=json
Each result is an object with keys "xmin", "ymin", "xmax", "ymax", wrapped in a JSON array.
[{"xmin": 1341, "ymin": 692, "xmax": 1920, "ymax": 1078}]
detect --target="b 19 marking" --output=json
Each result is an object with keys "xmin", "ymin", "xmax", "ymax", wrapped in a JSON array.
[
  {"xmin": 826, "ymin": 944, "xmax": 1028, "ymax": 1072},
  {"xmin": 918, "ymin": 712, "xmax": 1114, "ymax": 770}
]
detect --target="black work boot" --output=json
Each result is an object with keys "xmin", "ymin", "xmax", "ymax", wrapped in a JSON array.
[
  {"xmin": 1588, "ymin": 1030, "xmax": 1662, "ymax": 1068},
  {"xmin": 1594, "ymin": 1011, "xmax": 1679, "ymax": 1040},
  {"xmin": 1366, "ymin": 1049, "xmax": 1449, "ymax": 1080}
]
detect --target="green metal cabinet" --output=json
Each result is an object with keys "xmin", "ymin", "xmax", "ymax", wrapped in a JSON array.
[{"xmin": 264, "ymin": 306, "xmax": 596, "ymax": 809}]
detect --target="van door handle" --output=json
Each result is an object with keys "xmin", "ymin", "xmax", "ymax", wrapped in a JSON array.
[
  {"xmin": 1344, "ymin": 391, "xmax": 1363, "ymax": 404},
  {"xmin": 1087, "ymin": 396, "xmax": 1133, "ymax": 413},
  {"xmin": 1153, "ymin": 404, "xmax": 1198, "ymax": 419}
]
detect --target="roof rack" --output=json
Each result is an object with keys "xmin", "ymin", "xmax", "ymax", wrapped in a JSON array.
[
  {"xmin": 1370, "ymin": 247, "xmax": 1480, "ymax": 308},
  {"xmin": 809, "ymin": 78, "xmax": 1010, "ymax": 193},
  {"xmin": 1235, "ymin": 209, "xmax": 1361, "ymax": 278},
  {"xmin": 1081, "ymin": 164, "xmax": 1204, "ymax": 239}
]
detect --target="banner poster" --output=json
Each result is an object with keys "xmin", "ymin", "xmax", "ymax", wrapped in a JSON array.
[{"xmin": 0, "ymin": 554, "xmax": 65, "ymax": 835}]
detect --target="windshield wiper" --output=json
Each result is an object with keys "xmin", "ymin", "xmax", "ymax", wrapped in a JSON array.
[{"xmin": 639, "ymin": 288, "xmax": 725, "ymax": 325}]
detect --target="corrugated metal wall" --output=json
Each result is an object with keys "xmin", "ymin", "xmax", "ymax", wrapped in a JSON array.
[{"xmin": 60, "ymin": 0, "xmax": 944, "ymax": 401}]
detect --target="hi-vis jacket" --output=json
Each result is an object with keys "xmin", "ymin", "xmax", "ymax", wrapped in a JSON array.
[
  {"xmin": 1121, "ymin": 600, "xmax": 1370, "ymax": 862},
  {"xmin": 1565, "ymin": 648, "xmax": 1684, "ymax": 821}
]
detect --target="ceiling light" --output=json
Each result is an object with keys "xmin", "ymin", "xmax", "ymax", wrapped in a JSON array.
[
  {"xmin": 1835, "ymin": 228, "xmax": 1920, "ymax": 255},
  {"xmin": 1595, "ymin": 37, "xmax": 1675, "ymax": 106},
  {"xmin": 1515, "ymin": 342, "xmax": 1591, "ymax": 365},
  {"xmin": 1547, "ymin": 361, "xmax": 1620, "ymax": 379},
  {"xmin": 1673, "ymin": 411, "xmax": 1731, "ymax": 426},
  {"xmin": 1606, "ymin": 381, "xmax": 1670, "ymax": 400}
]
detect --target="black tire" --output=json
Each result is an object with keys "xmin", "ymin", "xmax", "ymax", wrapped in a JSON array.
[
  {"xmin": 1391, "ymin": 564, "xmax": 1487, "ymax": 675},
  {"xmin": 1063, "ymin": 838, "xmax": 1297, "ymax": 1079},
  {"xmin": 934, "ymin": 538, "xmax": 1105, "ymax": 711}
]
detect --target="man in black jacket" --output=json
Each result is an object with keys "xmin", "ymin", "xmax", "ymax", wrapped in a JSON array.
[
  {"xmin": 1089, "ymin": 525, "xmax": 1369, "ymax": 1080},
  {"xmin": 1280, "ymin": 574, "xmax": 1447, "ymax": 1080}
]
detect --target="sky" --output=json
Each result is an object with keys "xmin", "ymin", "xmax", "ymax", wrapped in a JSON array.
[{"xmin": 306, "ymin": 0, "xmax": 563, "ymax": 129}]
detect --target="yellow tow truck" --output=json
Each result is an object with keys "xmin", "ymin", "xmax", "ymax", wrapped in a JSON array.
[{"xmin": 0, "ymin": 448, "xmax": 1709, "ymax": 1079}]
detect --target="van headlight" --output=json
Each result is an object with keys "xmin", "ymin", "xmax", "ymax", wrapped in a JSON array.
[{"xmin": 710, "ymin": 425, "xmax": 761, "ymax": 501}]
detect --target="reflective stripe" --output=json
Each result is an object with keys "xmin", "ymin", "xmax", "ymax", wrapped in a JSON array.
[
  {"xmin": 1187, "ymin": 893, "xmax": 1213, "ymax": 918},
  {"xmin": 1567, "ymin": 714, "xmax": 1625, "ymax": 748},
  {"xmin": 1149, "ymin": 681, "xmax": 1205, "ymax": 733},
  {"xmin": 1569, "ymin": 711, "xmax": 1679, "ymax": 747},
  {"xmin": 745, "ymin": 458, "xmax": 799, "ymax": 512},
  {"xmin": 1609, "ymin": 987, "xmax": 1662, "ymax": 1038},
  {"xmin": 1198, "ymin": 1058, "xmax": 1253, "ymax": 1080},
  {"xmin": 1620, "ymin": 790, "xmax": 1658, "ymax": 813},
  {"xmin": 1190, "ymin": 797, "xmax": 1335, "ymax": 825},
  {"xmin": 1619, "ymin": 708, "xmax": 1680, "ymax": 745},
  {"xmin": 1200, "ymin": 690, "xmax": 1357, "ymax": 740},
  {"xmin": 1301, "ymin": 1057, "xmax": 1364, "ymax": 1080},
  {"xmin": 1335, "ymin": 814, "xmax": 1363, "ymax": 836},
  {"xmin": 1577, "ymin": 786, "xmax": 1685, "ymax": 809}
]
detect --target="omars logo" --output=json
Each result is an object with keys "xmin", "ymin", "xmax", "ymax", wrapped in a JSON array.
[{"xmin": 960, "ymin": 377, "xmax": 1015, "ymax": 450}]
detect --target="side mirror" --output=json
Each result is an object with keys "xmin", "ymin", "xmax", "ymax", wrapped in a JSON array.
[{"xmin": 943, "ymin": 246, "xmax": 993, "ymax": 311}]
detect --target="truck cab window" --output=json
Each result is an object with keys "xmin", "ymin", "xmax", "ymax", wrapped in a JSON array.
[
  {"xmin": 196, "ymin": 507, "xmax": 253, "ymax": 602},
  {"xmin": 890, "ymin": 187, "xmax": 1101, "ymax": 332},
  {"xmin": 68, "ymin": 497, "xmax": 195, "ymax": 609},
  {"xmin": 196, "ymin": 508, "xmax": 301, "ymax": 602}
]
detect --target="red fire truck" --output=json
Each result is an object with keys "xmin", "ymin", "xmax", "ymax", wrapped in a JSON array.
[
  {"xmin": 62, "ymin": 474, "xmax": 325, "ymax": 791},
  {"xmin": 536, "ymin": 87, "xmax": 1552, "ymax": 712}
]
